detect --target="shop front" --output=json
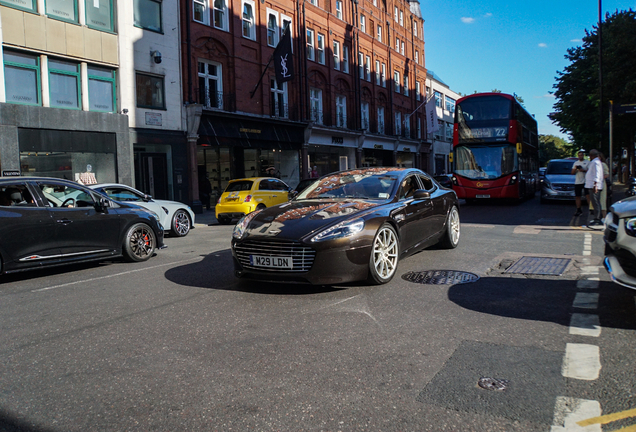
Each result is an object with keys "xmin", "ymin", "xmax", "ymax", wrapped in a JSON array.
[{"xmin": 306, "ymin": 130, "xmax": 358, "ymax": 178}]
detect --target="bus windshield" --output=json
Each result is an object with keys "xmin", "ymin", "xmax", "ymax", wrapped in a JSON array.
[
  {"xmin": 457, "ymin": 96, "xmax": 512, "ymax": 122},
  {"xmin": 454, "ymin": 145, "xmax": 518, "ymax": 180}
]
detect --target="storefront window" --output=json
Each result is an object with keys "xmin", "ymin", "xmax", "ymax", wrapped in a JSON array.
[
  {"xmin": 3, "ymin": 51, "xmax": 40, "ymax": 106},
  {"xmin": 86, "ymin": 0, "xmax": 114, "ymax": 32},
  {"xmin": 88, "ymin": 66, "xmax": 115, "ymax": 112},
  {"xmin": 133, "ymin": 0, "xmax": 162, "ymax": 32},
  {"xmin": 49, "ymin": 59, "xmax": 80, "ymax": 110},
  {"xmin": 136, "ymin": 73, "xmax": 165, "ymax": 109},
  {"xmin": 45, "ymin": 0, "xmax": 77, "ymax": 22},
  {"xmin": 19, "ymin": 151, "xmax": 116, "ymax": 184}
]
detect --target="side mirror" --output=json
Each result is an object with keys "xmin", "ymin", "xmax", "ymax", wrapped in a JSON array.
[
  {"xmin": 143, "ymin": 194, "xmax": 152, "ymax": 202},
  {"xmin": 95, "ymin": 197, "xmax": 109, "ymax": 212},
  {"xmin": 413, "ymin": 190, "xmax": 430, "ymax": 200},
  {"xmin": 289, "ymin": 190, "xmax": 299, "ymax": 200}
]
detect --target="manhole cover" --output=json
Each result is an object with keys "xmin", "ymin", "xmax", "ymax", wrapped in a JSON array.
[
  {"xmin": 478, "ymin": 377, "xmax": 509, "ymax": 391},
  {"xmin": 504, "ymin": 257, "xmax": 571, "ymax": 276},
  {"xmin": 402, "ymin": 270, "xmax": 480, "ymax": 285}
]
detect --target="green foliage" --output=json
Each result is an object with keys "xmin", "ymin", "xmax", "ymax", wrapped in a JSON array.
[
  {"xmin": 552, "ymin": 9, "xmax": 636, "ymax": 155},
  {"xmin": 539, "ymin": 134, "xmax": 574, "ymax": 166}
]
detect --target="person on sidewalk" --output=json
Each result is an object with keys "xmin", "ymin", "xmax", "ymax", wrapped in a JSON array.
[
  {"xmin": 571, "ymin": 149, "xmax": 589, "ymax": 216},
  {"xmin": 584, "ymin": 149, "xmax": 604, "ymax": 227}
]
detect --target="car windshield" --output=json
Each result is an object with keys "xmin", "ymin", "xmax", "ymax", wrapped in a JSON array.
[
  {"xmin": 547, "ymin": 161, "xmax": 574, "ymax": 175},
  {"xmin": 454, "ymin": 144, "xmax": 517, "ymax": 180},
  {"xmin": 296, "ymin": 169, "xmax": 400, "ymax": 200},
  {"xmin": 225, "ymin": 181, "xmax": 253, "ymax": 192}
]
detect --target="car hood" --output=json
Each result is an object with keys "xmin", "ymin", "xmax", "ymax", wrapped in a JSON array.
[
  {"xmin": 610, "ymin": 196, "xmax": 636, "ymax": 218},
  {"xmin": 545, "ymin": 174, "xmax": 575, "ymax": 184},
  {"xmin": 244, "ymin": 199, "xmax": 384, "ymax": 240}
]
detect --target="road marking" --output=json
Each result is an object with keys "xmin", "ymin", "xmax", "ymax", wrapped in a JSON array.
[
  {"xmin": 580, "ymin": 266, "xmax": 600, "ymax": 275},
  {"xmin": 569, "ymin": 314, "xmax": 601, "ymax": 337},
  {"xmin": 562, "ymin": 343, "xmax": 601, "ymax": 380},
  {"xmin": 551, "ymin": 397, "xmax": 601, "ymax": 431},
  {"xmin": 573, "ymin": 292, "xmax": 599, "ymax": 309},
  {"xmin": 577, "ymin": 280, "xmax": 599, "ymax": 289},
  {"xmin": 31, "ymin": 257, "xmax": 202, "ymax": 293},
  {"xmin": 577, "ymin": 407, "xmax": 636, "ymax": 428}
]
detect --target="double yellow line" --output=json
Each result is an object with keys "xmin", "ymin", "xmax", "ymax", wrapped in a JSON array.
[{"xmin": 578, "ymin": 407, "xmax": 636, "ymax": 431}]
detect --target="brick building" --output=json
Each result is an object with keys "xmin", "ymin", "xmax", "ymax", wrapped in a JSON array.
[{"xmin": 181, "ymin": 0, "xmax": 429, "ymax": 200}]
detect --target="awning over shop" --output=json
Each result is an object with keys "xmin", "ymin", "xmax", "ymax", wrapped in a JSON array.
[{"xmin": 198, "ymin": 115, "xmax": 306, "ymax": 150}]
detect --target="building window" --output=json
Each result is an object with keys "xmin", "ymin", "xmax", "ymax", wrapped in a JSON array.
[
  {"xmin": 306, "ymin": 29, "xmax": 315, "ymax": 61},
  {"xmin": 1, "ymin": 0, "xmax": 36, "ymax": 13},
  {"xmin": 3, "ymin": 51, "xmax": 40, "ymax": 106},
  {"xmin": 86, "ymin": 0, "xmax": 113, "ymax": 31},
  {"xmin": 361, "ymin": 102, "xmax": 369, "ymax": 130},
  {"xmin": 417, "ymin": 118, "xmax": 422, "ymax": 139},
  {"xmin": 136, "ymin": 73, "xmax": 165, "ymax": 109},
  {"xmin": 372, "ymin": 0, "xmax": 376, "ymax": 6},
  {"xmin": 394, "ymin": 6, "xmax": 398, "ymax": 22},
  {"xmin": 335, "ymin": 0, "xmax": 342, "ymax": 19},
  {"xmin": 310, "ymin": 87, "xmax": 323, "ymax": 124},
  {"xmin": 333, "ymin": 41, "xmax": 341, "ymax": 70},
  {"xmin": 133, "ymin": 0, "xmax": 162, "ymax": 32},
  {"xmin": 395, "ymin": 112, "xmax": 401, "ymax": 135},
  {"xmin": 404, "ymin": 114, "xmax": 410, "ymax": 137},
  {"xmin": 360, "ymin": 14, "xmax": 366, "ymax": 33},
  {"xmin": 213, "ymin": 0, "xmax": 228, "ymax": 30},
  {"xmin": 377, "ymin": 106, "xmax": 385, "ymax": 133},
  {"xmin": 403, "ymin": 75, "xmax": 408, "ymax": 96},
  {"xmin": 381, "ymin": 63, "xmax": 386, "ymax": 87},
  {"xmin": 309, "ymin": 0, "xmax": 317, "ymax": 6},
  {"xmin": 282, "ymin": 15, "xmax": 292, "ymax": 39},
  {"xmin": 395, "ymin": 37, "xmax": 399, "ymax": 51},
  {"xmin": 446, "ymin": 121, "xmax": 453, "ymax": 141},
  {"xmin": 416, "ymin": 81, "xmax": 421, "ymax": 101},
  {"xmin": 317, "ymin": 33, "xmax": 325, "ymax": 64},
  {"xmin": 49, "ymin": 59, "xmax": 80, "ymax": 110},
  {"xmin": 445, "ymin": 96, "xmax": 456, "ymax": 113},
  {"xmin": 365, "ymin": 55, "xmax": 371, "ymax": 81},
  {"xmin": 435, "ymin": 119, "xmax": 444, "ymax": 140},
  {"xmin": 194, "ymin": 0, "xmax": 208, "ymax": 25},
  {"xmin": 342, "ymin": 46, "xmax": 349, "ymax": 73},
  {"xmin": 88, "ymin": 66, "xmax": 115, "ymax": 112},
  {"xmin": 336, "ymin": 95, "xmax": 347, "ymax": 128},
  {"xmin": 377, "ymin": 25, "xmax": 382, "ymax": 42},
  {"xmin": 394, "ymin": 70, "xmax": 400, "ymax": 93},
  {"xmin": 415, "ymin": 50, "xmax": 419, "ymax": 64},
  {"xmin": 198, "ymin": 60, "xmax": 222, "ymax": 109},
  {"xmin": 375, "ymin": 60, "xmax": 380, "ymax": 85},
  {"xmin": 399, "ymin": 10, "xmax": 404, "ymax": 26},
  {"xmin": 270, "ymin": 78, "xmax": 288, "ymax": 118},
  {"xmin": 401, "ymin": 41, "xmax": 405, "ymax": 55},
  {"xmin": 435, "ymin": 91, "xmax": 442, "ymax": 108},
  {"xmin": 242, "ymin": 0, "xmax": 256, "ymax": 40},
  {"xmin": 413, "ymin": 20, "xmax": 418, "ymax": 37},
  {"xmin": 46, "ymin": 0, "xmax": 78, "ymax": 23},
  {"xmin": 267, "ymin": 11, "xmax": 279, "ymax": 47},
  {"xmin": 358, "ymin": 52, "xmax": 363, "ymax": 80}
]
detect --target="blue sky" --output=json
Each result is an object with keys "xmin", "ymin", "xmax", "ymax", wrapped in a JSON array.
[{"xmin": 420, "ymin": 0, "xmax": 636, "ymax": 141}]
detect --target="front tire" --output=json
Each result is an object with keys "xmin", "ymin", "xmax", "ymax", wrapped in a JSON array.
[
  {"xmin": 171, "ymin": 209, "xmax": 191, "ymax": 237},
  {"xmin": 123, "ymin": 223, "xmax": 156, "ymax": 262},
  {"xmin": 368, "ymin": 224, "xmax": 399, "ymax": 285},
  {"xmin": 438, "ymin": 205, "xmax": 460, "ymax": 249}
]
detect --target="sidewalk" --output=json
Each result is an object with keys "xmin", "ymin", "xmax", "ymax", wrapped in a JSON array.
[{"xmin": 193, "ymin": 207, "xmax": 219, "ymax": 226}]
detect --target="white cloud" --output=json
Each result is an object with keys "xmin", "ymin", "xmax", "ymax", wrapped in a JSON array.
[
  {"xmin": 483, "ymin": 13, "xmax": 492, "ymax": 18},
  {"xmin": 570, "ymin": 39, "xmax": 581, "ymax": 43},
  {"xmin": 538, "ymin": 43, "xmax": 548, "ymax": 48},
  {"xmin": 461, "ymin": 17, "xmax": 475, "ymax": 24}
]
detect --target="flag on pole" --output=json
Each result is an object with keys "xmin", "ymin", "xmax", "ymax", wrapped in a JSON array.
[
  {"xmin": 425, "ymin": 96, "xmax": 439, "ymax": 135},
  {"xmin": 273, "ymin": 27, "xmax": 294, "ymax": 86}
]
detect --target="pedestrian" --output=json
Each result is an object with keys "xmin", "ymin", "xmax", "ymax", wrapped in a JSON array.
[
  {"xmin": 200, "ymin": 175, "xmax": 212, "ymax": 210},
  {"xmin": 310, "ymin": 166, "xmax": 319, "ymax": 178},
  {"xmin": 584, "ymin": 149, "xmax": 604, "ymax": 227},
  {"xmin": 598, "ymin": 152, "xmax": 610, "ymax": 219},
  {"xmin": 622, "ymin": 165, "xmax": 628, "ymax": 183},
  {"xmin": 571, "ymin": 149, "xmax": 589, "ymax": 217}
]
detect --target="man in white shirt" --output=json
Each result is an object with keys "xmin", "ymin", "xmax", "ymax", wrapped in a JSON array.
[
  {"xmin": 584, "ymin": 149, "xmax": 604, "ymax": 227},
  {"xmin": 571, "ymin": 149, "xmax": 589, "ymax": 216}
]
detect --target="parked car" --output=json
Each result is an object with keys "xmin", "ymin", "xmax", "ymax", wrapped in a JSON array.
[
  {"xmin": 231, "ymin": 168, "xmax": 460, "ymax": 285},
  {"xmin": 0, "ymin": 177, "xmax": 164, "ymax": 275},
  {"xmin": 540, "ymin": 159, "xmax": 578, "ymax": 203},
  {"xmin": 216, "ymin": 177, "xmax": 292, "ymax": 225},
  {"xmin": 604, "ymin": 196, "xmax": 636, "ymax": 290},
  {"xmin": 539, "ymin": 167, "xmax": 546, "ymax": 178},
  {"xmin": 89, "ymin": 184, "xmax": 195, "ymax": 237}
]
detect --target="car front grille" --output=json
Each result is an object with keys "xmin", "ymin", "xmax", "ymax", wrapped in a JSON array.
[
  {"xmin": 234, "ymin": 239, "xmax": 316, "ymax": 272},
  {"xmin": 604, "ymin": 212, "xmax": 618, "ymax": 243},
  {"xmin": 553, "ymin": 184, "xmax": 575, "ymax": 192},
  {"xmin": 614, "ymin": 248, "xmax": 636, "ymax": 278}
]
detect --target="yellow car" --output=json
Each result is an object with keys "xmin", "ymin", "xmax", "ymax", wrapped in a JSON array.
[{"xmin": 215, "ymin": 177, "xmax": 291, "ymax": 224}]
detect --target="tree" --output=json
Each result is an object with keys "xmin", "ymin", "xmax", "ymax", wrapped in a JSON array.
[
  {"xmin": 552, "ymin": 9, "xmax": 636, "ymax": 156},
  {"xmin": 539, "ymin": 134, "xmax": 574, "ymax": 166}
]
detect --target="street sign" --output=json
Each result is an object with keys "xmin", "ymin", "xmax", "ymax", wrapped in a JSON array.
[
  {"xmin": 2, "ymin": 170, "xmax": 20, "ymax": 177},
  {"xmin": 613, "ymin": 104, "xmax": 636, "ymax": 114}
]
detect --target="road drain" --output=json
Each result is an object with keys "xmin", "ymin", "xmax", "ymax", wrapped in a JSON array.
[
  {"xmin": 402, "ymin": 270, "xmax": 480, "ymax": 285},
  {"xmin": 504, "ymin": 256, "xmax": 571, "ymax": 276},
  {"xmin": 478, "ymin": 377, "xmax": 509, "ymax": 391}
]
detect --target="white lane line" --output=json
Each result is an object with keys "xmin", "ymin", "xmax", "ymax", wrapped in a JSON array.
[
  {"xmin": 562, "ymin": 343, "xmax": 601, "ymax": 380},
  {"xmin": 580, "ymin": 266, "xmax": 600, "ymax": 275},
  {"xmin": 573, "ymin": 293, "xmax": 599, "ymax": 309},
  {"xmin": 569, "ymin": 314, "xmax": 601, "ymax": 337},
  {"xmin": 582, "ymin": 234, "xmax": 592, "ymax": 256},
  {"xmin": 576, "ymin": 280, "xmax": 600, "ymax": 289},
  {"xmin": 550, "ymin": 397, "xmax": 602, "ymax": 432},
  {"xmin": 31, "ymin": 257, "xmax": 202, "ymax": 293}
]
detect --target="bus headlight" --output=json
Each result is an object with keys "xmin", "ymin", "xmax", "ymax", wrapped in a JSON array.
[{"xmin": 509, "ymin": 175, "xmax": 518, "ymax": 185}]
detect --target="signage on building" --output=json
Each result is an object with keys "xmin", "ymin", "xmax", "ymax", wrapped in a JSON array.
[
  {"xmin": 374, "ymin": 144, "xmax": 384, "ymax": 149},
  {"xmin": 2, "ymin": 170, "xmax": 20, "ymax": 177},
  {"xmin": 332, "ymin": 136, "xmax": 344, "ymax": 144},
  {"xmin": 240, "ymin": 128, "xmax": 262, "ymax": 134},
  {"xmin": 402, "ymin": 147, "xmax": 411, "ymax": 152},
  {"xmin": 145, "ymin": 112, "xmax": 162, "ymax": 126}
]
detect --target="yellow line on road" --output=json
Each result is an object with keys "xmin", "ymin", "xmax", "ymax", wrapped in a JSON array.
[{"xmin": 577, "ymin": 407, "xmax": 636, "ymax": 426}]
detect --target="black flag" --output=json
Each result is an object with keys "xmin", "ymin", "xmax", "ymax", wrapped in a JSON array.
[{"xmin": 273, "ymin": 27, "xmax": 294, "ymax": 86}]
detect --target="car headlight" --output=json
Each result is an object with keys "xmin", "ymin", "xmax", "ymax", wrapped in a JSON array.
[
  {"xmin": 311, "ymin": 218, "xmax": 365, "ymax": 242},
  {"xmin": 624, "ymin": 217, "xmax": 636, "ymax": 237},
  {"xmin": 232, "ymin": 210, "xmax": 261, "ymax": 240},
  {"xmin": 543, "ymin": 179, "xmax": 552, "ymax": 189}
]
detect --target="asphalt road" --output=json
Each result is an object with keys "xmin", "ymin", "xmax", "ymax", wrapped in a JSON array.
[{"xmin": 1, "ymin": 192, "xmax": 635, "ymax": 432}]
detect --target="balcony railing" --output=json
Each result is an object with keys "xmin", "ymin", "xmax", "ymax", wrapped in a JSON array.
[
  {"xmin": 377, "ymin": 121, "xmax": 384, "ymax": 134},
  {"xmin": 310, "ymin": 108, "xmax": 323, "ymax": 125},
  {"xmin": 197, "ymin": 89, "xmax": 236, "ymax": 112},
  {"xmin": 361, "ymin": 118, "xmax": 369, "ymax": 131},
  {"xmin": 270, "ymin": 102, "xmax": 289, "ymax": 119},
  {"xmin": 336, "ymin": 113, "xmax": 347, "ymax": 128}
]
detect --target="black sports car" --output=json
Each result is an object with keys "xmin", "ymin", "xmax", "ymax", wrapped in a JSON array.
[
  {"xmin": 231, "ymin": 168, "xmax": 460, "ymax": 285},
  {"xmin": 0, "ymin": 177, "xmax": 165, "ymax": 275}
]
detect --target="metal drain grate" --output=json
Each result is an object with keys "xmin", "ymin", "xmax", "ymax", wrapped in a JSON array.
[
  {"xmin": 402, "ymin": 270, "xmax": 480, "ymax": 285},
  {"xmin": 478, "ymin": 377, "xmax": 509, "ymax": 391},
  {"xmin": 505, "ymin": 257, "xmax": 571, "ymax": 276}
]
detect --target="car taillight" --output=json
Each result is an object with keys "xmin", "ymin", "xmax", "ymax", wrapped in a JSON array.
[
  {"xmin": 217, "ymin": 197, "xmax": 221, "ymax": 204},
  {"xmin": 244, "ymin": 195, "xmax": 252, "ymax": 202}
]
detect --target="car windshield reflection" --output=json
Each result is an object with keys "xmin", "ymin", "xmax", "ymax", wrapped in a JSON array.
[{"xmin": 296, "ymin": 169, "xmax": 400, "ymax": 201}]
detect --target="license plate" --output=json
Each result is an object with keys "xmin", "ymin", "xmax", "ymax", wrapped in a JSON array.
[
  {"xmin": 476, "ymin": 194, "xmax": 491, "ymax": 198},
  {"xmin": 250, "ymin": 255, "xmax": 293, "ymax": 269}
]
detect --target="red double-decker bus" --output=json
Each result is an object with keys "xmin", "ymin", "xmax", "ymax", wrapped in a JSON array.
[{"xmin": 451, "ymin": 93, "xmax": 539, "ymax": 202}]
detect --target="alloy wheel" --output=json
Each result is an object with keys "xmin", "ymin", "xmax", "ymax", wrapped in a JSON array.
[{"xmin": 372, "ymin": 226, "xmax": 399, "ymax": 280}]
